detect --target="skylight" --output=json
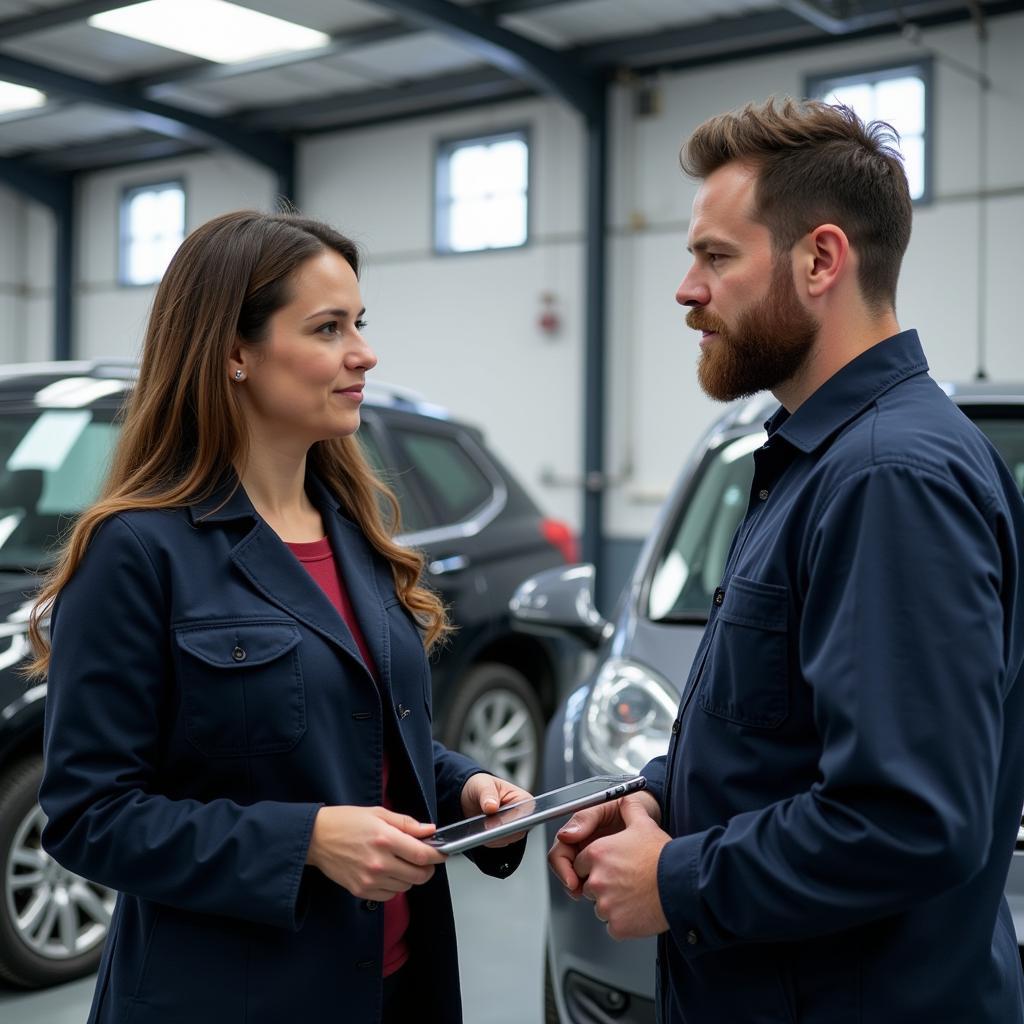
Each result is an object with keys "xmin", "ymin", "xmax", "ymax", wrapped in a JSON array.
[
  {"xmin": 0, "ymin": 81, "xmax": 46, "ymax": 115},
  {"xmin": 88, "ymin": 0, "xmax": 331, "ymax": 64}
]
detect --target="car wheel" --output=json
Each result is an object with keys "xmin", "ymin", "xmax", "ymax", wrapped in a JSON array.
[
  {"xmin": 442, "ymin": 662, "xmax": 544, "ymax": 792},
  {"xmin": 0, "ymin": 755, "xmax": 115, "ymax": 988}
]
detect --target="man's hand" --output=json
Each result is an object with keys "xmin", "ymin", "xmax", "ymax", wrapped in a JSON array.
[
  {"xmin": 460, "ymin": 772, "xmax": 532, "ymax": 848},
  {"xmin": 549, "ymin": 790, "xmax": 661, "ymax": 898},
  {"xmin": 550, "ymin": 793, "xmax": 669, "ymax": 940},
  {"xmin": 306, "ymin": 805, "xmax": 446, "ymax": 901}
]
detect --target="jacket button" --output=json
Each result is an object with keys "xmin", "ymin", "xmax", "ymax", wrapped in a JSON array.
[
  {"xmin": 231, "ymin": 646, "xmax": 246, "ymax": 662},
  {"xmin": 671, "ymin": 720, "xmax": 681, "ymax": 735},
  {"xmin": 686, "ymin": 929, "xmax": 699, "ymax": 945},
  {"xmin": 364, "ymin": 900, "xmax": 378, "ymax": 911},
  {"xmin": 713, "ymin": 588, "xmax": 724, "ymax": 606},
  {"xmin": 758, "ymin": 488, "xmax": 769, "ymax": 501}
]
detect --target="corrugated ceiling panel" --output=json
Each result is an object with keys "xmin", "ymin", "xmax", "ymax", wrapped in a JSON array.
[
  {"xmin": 502, "ymin": 0, "xmax": 778, "ymax": 47},
  {"xmin": 338, "ymin": 31, "xmax": 483, "ymax": 80},
  {"xmin": 164, "ymin": 61, "xmax": 380, "ymax": 111},
  {"xmin": 1, "ymin": 23, "xmax": 190, "ymax": 80},
  {"xmin": 235, "ymin": 0, "xmax": 396, "ymax": 32},
  {"xmin": 0, "ymin": 102, "xmax": 138, "ymax": 153}
]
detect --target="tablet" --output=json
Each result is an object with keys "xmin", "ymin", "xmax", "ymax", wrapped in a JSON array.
[{"xmin": 422, "ymin": 774, "xmax": 648, "ymax": 855}]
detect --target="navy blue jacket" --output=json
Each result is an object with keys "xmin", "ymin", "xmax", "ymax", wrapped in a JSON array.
[
  {"xmin": 39, "ymin": 473, "xmax": 524, "ymax": 1023},
  {"xmin": 644, "ymin": 331, "xmax": 1024, "ymax": 1023}
]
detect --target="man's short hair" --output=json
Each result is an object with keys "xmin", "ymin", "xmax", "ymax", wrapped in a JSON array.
[{"xmin": 682, "ymin": 97, "xmax": 913, "ymax": 311}]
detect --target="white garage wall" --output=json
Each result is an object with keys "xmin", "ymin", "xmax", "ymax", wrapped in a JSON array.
[
  {"xmin": 0, "ymin": 187, "xmax": 53, "ymax": 363},
  {"xmin": 74, "ymin": 153, "xmax": 276, "ymax": 362},
  {"xmin": 2, "ymin": 12, "xmax": 1021, "ymax": 551}
]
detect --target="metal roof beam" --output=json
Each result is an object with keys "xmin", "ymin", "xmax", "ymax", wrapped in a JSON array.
[
  {"xmin": 368, "ymin": 0, "xmax": 601, "ymax": 117},
  {"xmin": 0, "ymin": 52, "xmax": 294, "ymax": 186},
  {"xmin": 0, "ymin": 0, "xmax": 138, "ymax": 41},
  {"xmin": 778, "ymin": 0, "xmax": 916, "ymax": 33},
  {"xmin": 0, "ymin": 155, "xmax": 71, "ymax": 209},
  {"xmin": 241, "ymin": 66, "xmax": 527, "ymax": 130}
]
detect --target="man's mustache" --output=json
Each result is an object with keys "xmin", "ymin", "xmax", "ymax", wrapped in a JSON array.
[{"xmin": 686, "ymin": 309, "xmax": 728, "ymax": 334}]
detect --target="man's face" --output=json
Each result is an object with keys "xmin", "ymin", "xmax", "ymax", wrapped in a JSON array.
[{"xmin": 676, "ymin": 162, "xmax": 819, "ymax": 402}]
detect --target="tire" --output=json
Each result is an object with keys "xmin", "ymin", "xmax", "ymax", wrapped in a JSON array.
[
  {"xmin": 441, "ymin": 662, "xmax": 545, "ymax": 792},
  {"xmin": 0, "ymin": 755, "xmax": 115, "ymax": 988}
]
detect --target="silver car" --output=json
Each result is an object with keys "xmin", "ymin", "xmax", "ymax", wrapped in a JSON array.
[{"xmin": 513, "ymin": 382, "xmax": 1024, "ymax": 1024}]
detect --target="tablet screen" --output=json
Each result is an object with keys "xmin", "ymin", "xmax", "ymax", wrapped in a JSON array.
[{"xmin": 423, "ymin": 774, "xmax": 645, "ymax": 853}]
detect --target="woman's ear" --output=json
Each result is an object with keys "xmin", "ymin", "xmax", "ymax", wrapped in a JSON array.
[
  {"xmin": 798, "ymin": 224, "xmax": 850, "ymax": 299},
  {"xmin": 227, "ymin": 342, "xmax": 247, "ymax": 384}
]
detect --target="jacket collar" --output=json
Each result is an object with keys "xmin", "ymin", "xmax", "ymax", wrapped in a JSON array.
[{"xmin": 766, "ymin": 329, "xmax": 929, "ymax": 454}]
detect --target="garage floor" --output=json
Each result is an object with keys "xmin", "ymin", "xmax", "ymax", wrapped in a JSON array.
[{"xmin": 0, "ymin": 835, "xmax": 548, "ymax": 1023}]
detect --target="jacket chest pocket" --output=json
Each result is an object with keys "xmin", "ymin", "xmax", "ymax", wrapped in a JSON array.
[
  {"xmin": 698, "ymin": 575, "xmax": 789, "ymax": 729},
  {"xmin": 174, "ymin": 620, "xmax": 306, "ymax": 757}
]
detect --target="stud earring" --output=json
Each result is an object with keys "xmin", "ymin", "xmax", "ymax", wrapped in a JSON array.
[{"xmin": 233, "ymin": 369, "xmax": 244, "ymax": 382}]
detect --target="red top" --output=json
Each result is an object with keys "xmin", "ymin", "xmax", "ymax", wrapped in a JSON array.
[{"xmin": 286, "ymin": 536, "xmax": 410, "ymax": 978}]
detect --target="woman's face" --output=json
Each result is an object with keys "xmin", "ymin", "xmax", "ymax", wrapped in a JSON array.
[{"xmin": 232, "ymin": 248, "xmax": 377, "ymax": 450}]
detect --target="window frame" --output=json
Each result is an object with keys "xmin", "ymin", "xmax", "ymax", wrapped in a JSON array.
[
  {"xmin": 118, "ymin": 178, "xmax": 187, "ymax": 287},
  {"xmin": 433, "ymin": 126, "xmax": 531, "ymax": 256},
  {"xmin": 806, "ymin": 57, "xmax": 934, "ymax": 205}
]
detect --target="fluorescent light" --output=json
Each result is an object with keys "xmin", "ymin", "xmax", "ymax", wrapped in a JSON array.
[
  {"xmin": 0, "ymin": 81, "xmax": 46, "ymax": 115},
  {"xmin": 88, "ymin": 0, "xmax": 330, "ymax": 64}
]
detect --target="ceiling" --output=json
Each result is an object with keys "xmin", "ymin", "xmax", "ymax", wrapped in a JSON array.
[{"xmin": 0, "ymin": 0, "xmax": 1019, "ymax": 178}]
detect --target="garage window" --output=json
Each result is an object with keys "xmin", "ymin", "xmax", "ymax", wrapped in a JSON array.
[
  {"xmin": 119, "ymin": 180, "xmax": 185, "ymax": 286},
  {"xmin": 435, "ymin": 130, "xmax": 529, "ymax": 254},
  {"xmin": 807, "ymin": 60, "xmax": 931, "ymax": 203}
]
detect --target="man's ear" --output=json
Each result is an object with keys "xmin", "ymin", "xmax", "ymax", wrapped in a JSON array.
[{"xmin": 797, "ymin": 224, "xmax": 850, "ymax": 299}]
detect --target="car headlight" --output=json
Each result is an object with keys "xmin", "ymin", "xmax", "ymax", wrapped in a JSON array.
[{"xmin": 580, "ymin": 658, "xmax": 680, "ymax": 775}]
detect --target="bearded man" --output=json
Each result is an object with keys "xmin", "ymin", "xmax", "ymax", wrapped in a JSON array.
[{"xmin": 550, "ymin": 98, "xmax": 1024, "ymax": 1024}]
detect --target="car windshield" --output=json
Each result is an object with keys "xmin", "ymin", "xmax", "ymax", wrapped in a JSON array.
[
  {"xmin": 0, "ymin": 408, "xmax": 120, "ymax": 569},
  {"xmin": 647, "ymin": 409, "xmax": 1024, "ymax": 624}
]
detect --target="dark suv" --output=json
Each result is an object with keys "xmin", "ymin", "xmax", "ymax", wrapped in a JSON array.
[
  {"xmin": 513, "ymin": 382, "xmax": 1024, "ymax": 1024},
  {"xmin": 0, "ymin": 359, "xmax": 576, "ymax": 989}
]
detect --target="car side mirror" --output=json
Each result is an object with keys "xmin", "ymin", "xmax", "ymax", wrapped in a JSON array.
[{"xmin": 509, "ymin": 564, "xmax": 610, "ymax": 651}]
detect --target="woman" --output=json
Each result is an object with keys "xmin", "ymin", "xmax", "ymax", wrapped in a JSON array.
[{"xmin": 31, "ymin": 210, "xmax": 530, "ymax": 1023}]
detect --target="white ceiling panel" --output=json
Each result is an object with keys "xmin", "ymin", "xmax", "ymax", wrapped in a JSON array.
[
  {"xmin": 503, "ymin": 0, "xmax": 778, "ymax": 47},
  {"xmin": 164, "ymin": 61, "xmax": 380, "ymax": 111},
  {"xmin": 2, "ymin": 23, "xmax": 193, "ymax": 80},
  {"xmin": 341, "ymin": 31, "xmax": 483, "ymax": 80},
  {"xmin": 0, "ymin": 101, "xmax": 138, "ymax": 153},
  {"xmin": 234, "ymin": 0, "xmax": 396, "ymax": 33}
]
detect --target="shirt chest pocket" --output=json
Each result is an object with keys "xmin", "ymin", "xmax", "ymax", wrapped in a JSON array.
[
  {"xmin": 698, "ymin": 576, "xmax": 789, "ymax": 730},
  {"xmin": 173, "ymin": 620, "xmax": 306, "ymax": 757}
]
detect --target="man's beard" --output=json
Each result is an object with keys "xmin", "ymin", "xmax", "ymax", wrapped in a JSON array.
[{"xmin": 687, "ymin": 258, "xmax": 819, "ymax": 402}]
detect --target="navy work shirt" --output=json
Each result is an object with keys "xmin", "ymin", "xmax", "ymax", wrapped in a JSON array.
[{"xmin": 642, "ymin": 330, "xmax": 1024, "ymax": 1024}]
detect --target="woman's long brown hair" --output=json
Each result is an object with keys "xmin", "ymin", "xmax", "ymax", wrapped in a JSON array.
[{"xmin": 28, "ymin": 210, "xmax": 449, "ymax": 675}]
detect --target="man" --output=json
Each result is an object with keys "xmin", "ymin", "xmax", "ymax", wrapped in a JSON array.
[{"xmin": 550, "ymin": 98, "xmax": 1024, "ymax": 1023}]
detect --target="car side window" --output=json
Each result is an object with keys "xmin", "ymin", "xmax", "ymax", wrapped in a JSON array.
[
  {"xmin": 646, "ymin": 433, "xmax": 762, "ymax": 623},
  {"xmin": 390, "ymin": 428, "xmax": 493, "ymax": 527},
  {"xmin": 971, "ymin": 417, "xmax": 1024, "ymax": 496},
  {"xmin": 356, "ymin": 424, "xmax": 428, "ymax": 534}
]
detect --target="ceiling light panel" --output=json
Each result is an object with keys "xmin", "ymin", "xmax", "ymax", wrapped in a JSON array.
[
  {"xmin": 0, "ymin": 80, "xmax": 46, "ymax": 115},
  {"xmin": 88, "ymin": 0, "xmax": 331, "ymax": 64}
]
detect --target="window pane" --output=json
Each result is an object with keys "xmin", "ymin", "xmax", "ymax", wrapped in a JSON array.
[
  {"xmin": 485, "ymin": 194, "xmax": 527, "ymax": 248},
  {"xmin": 826, "ymin": 83, "xmax": 874, "ymax": 118},
  {"xmin": 449, "ymin": 144, "xmax": 490, "ymax": 200},
  {"xmin": 123, "ymin": 183, "xmax": 184, "ymax": 284},
  {"xmin": 875, "ymin": 76, "xmax": 925, "ymax": 136},
  {"xmin": 438, "ymin": 132, "xmax": 529, "ymax": 252},
  {"xmin": 450, "ymin": 197, "xmax": 492, "ymax": 253},
  {"xmin": 901, "ymin": 135, "xmax": 925, "ymax": 200},
  {"xmin": 487, "ymin": 139, "xmax": 528, "ymax": 194}
]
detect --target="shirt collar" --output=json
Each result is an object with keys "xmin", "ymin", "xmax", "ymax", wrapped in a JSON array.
[{"xmin": 766, "ymin": 329, "xmax": 929, "ymax": 453}]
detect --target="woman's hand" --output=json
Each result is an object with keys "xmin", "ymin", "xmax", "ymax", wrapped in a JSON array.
[
  {"xmin": 306, "ymin": 805, "xmax": 446, "ymax": 901},
  {"xmin": 460, "ymin": 773, "xmax": 533, "ymax": 849}
]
